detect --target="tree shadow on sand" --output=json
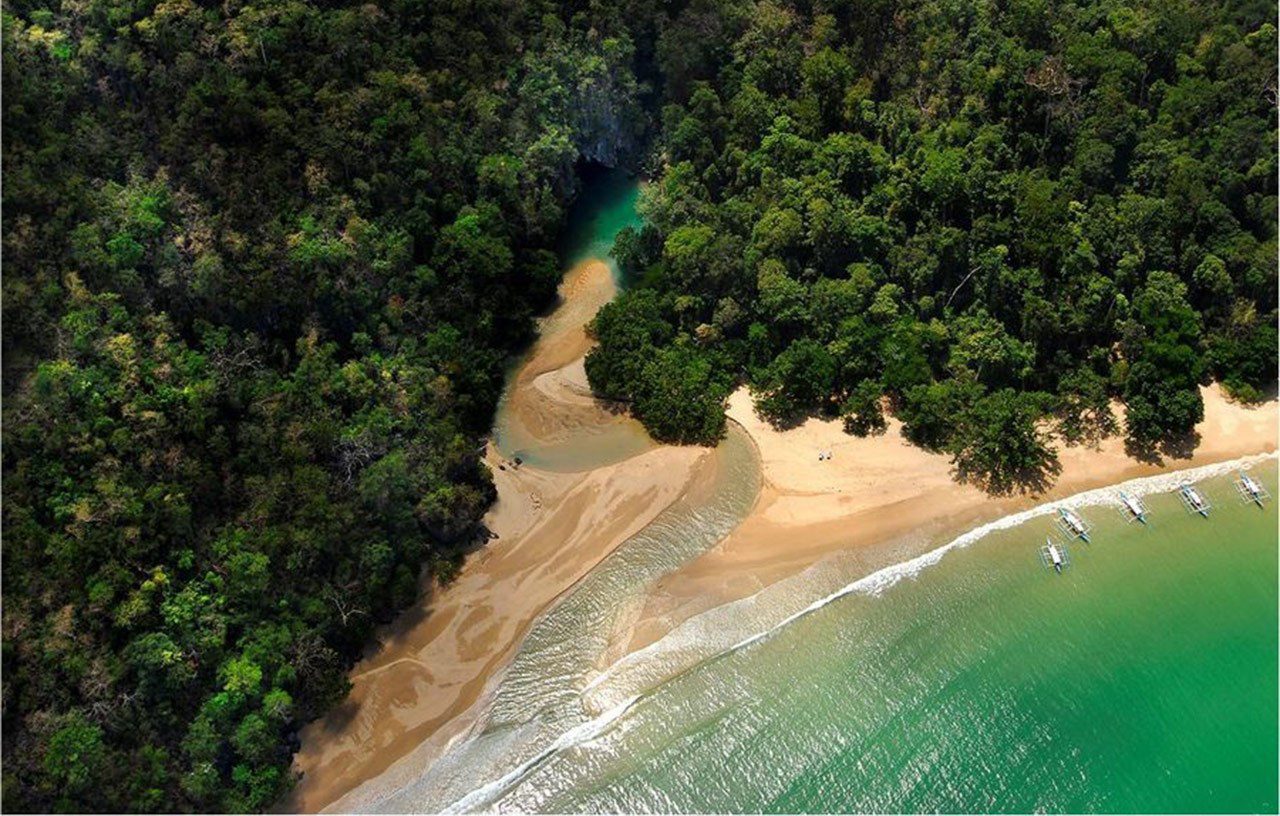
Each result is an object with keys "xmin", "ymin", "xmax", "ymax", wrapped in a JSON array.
[
  {"xmin": 952, "ymin": 449, "xmax": 1064, "ymax": 497},
  {"xmin": 1123, "ymin": 429, "xmax": 1202, "ymax": 466},
  {"xmin": 760, "ymin": 410, "xmax": 810, "ymax": 432},
  {"xmin": 756, "ymin": 400, "xmax": 844, "ymax": 433}
]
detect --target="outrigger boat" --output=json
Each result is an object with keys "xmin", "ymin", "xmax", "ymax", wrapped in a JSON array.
[
  {"xmin": 1236, "ymin": 470, "xmax": 1270, "ymax": 508},
  {"xmin": 1178, "ymin": 482, "xmax": 1211, "ymax": 518},
  {"xmin": 1057, "ymin": 507, "xmax": 1091, "ymax": 542},
  {"xmin": 1118, "ymin": 491, "xmax": 1148, "ymax": 525},
  {"xmin": 1040, "ymin": 537, "xmax": 1069, "ymax": 574}
]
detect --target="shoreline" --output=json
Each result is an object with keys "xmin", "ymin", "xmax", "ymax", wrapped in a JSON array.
[
  {"xmin": 613, "ymin": 384, "xmax": 1278, "ymax": 660},
  {"xmin": 287, "ymin": 441, "xmax": 715, "ymax": 812},
  {"xmin": 287, "ymin": 258, "xmax": 711, "ymax": 812},
  {"xmin": 291, "ymin": 242, "xmax": 1276, "ymax": 812},
  {"xmin": 296, "ymin": 361, "xmax": 1277, "ymax": 812},
  {"xmin": 585, "ymin": 449, "xmax": 1278, "ymax": 718}
]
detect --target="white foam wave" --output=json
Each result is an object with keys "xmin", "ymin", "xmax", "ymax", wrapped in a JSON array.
[
  {"xmin": 585, "ymin": 452, "xmax": 1277, "ymax": 706},
  {"xmin": 440, "ymin": 694, "xmax": 641, "ymax": 814},
  {"xmin": 448, "ymin": 453, "xmax": 1275, "ymax": 808}
]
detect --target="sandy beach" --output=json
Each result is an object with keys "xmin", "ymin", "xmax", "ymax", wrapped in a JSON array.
[
  {"xmin": 289, "ymin": 246, "xmax": 1276, "ymax": 814},
  {"xmin": 618, "ymin": 384, "xmax": 1278, "ymax": 656},
  {"xmin": 294, "ymin": 329, "xmax": 1276, "ymax": 811}
]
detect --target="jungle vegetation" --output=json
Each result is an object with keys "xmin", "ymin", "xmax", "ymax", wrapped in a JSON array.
[
  {"xmin": 586, "ymin": 0, "xmax": 1278, "ymax": 492},
  {"xmin": 2, "ymin": 0, "xmax": 648, "ymax": 810},
  {"xmin": 2, "ymin": 0, "xmax": 1276, "ymax": 811}
]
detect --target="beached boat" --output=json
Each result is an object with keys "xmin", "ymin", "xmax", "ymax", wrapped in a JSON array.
[
  {"xmin": 1118, "ymin": 491, "xmax": 1148, "ymax": 525},
  {"xmin": 1040, "ymin": 537, "xmax": 1069, "ymax": 574},
  {"xmin": 1058, "ymin": 507, "xmax": 1091, "ymax": 542},
  {"xmin": 1236, "ymin": 471, "xmax": 1270, "ymax": 508},
  {"xmin": 1178, "ymin": 483, "xmax": 1211, "ymax": 518}
]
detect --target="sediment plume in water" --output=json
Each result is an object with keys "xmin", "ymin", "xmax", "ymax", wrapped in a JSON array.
[
  {"xmin": 293, "ymin": 166, "xmax": 1277, "ymax": 813},
  {"xmin": 287, "ymin": 173, "xmax": 734, "ymax": 812},
  {"xmin": 338, "ymin": 426, "xmax": 760, "ymax": 812}
]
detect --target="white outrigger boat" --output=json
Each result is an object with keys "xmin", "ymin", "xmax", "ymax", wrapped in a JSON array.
[
  {"xmin": 1117, "ymin": 491, "xmax": 1148, "ymax": 525},
  {"xmin": 1235, "ymin": 470, "xmax": 1270, "ymax": 508},
  {"xmin": 1039, "ymin": 537, "xmax": 1070, "ymax": 574},
  {"xmin": 1177, "ymin": 482, "xmax": 1211, "ymax": 518},
  {"xmin": 1057, "ymin": 507, "xmax": 1091, "ymax": 543}
]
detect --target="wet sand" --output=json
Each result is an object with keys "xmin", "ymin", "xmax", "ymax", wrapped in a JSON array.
[
  {"xmin": 293, "ymin": 246, "xmax": 1276, "ymax": 811},
  {"xmin": 502, "ymin": 261, "xmax": 622, "ymax": 444},
  {"xmin": 620, "ymin": 385, "xmax": 1278, "ymax": 655},
  {"xmin": 287, "ymin": 259, "xmax": 711, "ymax": 812}
]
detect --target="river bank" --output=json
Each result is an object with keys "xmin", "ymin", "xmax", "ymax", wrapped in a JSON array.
[
  {"xmin": 286, "ymin": 441, "xmax": 713, "ymax": 811},
  {"xmin": 290, "ymin": 165, "xmax": 1277, "ymax": 812},
  {"xmin": 297, "ymin": 369, "xmax": 1274, "ymax": 811},
  {"xmin": 287, "ymin": 240, "xmax": 718, "ymax": 810}
]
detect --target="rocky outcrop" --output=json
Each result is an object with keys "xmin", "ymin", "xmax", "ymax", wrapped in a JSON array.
[
  {"xmin": 515, "ymin": 34, "xmax": 649, "ymax": 177},
  {"xmin": 570, "ymin": 56, "xmax": 646, "ymax": 168}
]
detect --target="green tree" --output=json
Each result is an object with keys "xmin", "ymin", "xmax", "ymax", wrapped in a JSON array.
[
  {"xmin": 1054, "ymin": 367, "xmax": 1118, "ymax": 446},
  {"xmin": 951, "ymin": 390, "xmax": 1061, "ymax": 494},
  {"xmin": 633, "ymin": 345, "xmax": 731, "ymax": 443},
  {"xmin": 752, "ymin": 339, "xmax": 837, "ymax": 425},
  {"xmin": 1123, "ymin": 271, "xmax": 1206, "ymax": 448},
  {"xmin": 585, "ymin": 289, "xmax": 676, "ymax": 400},
  {"xmin": 898, "ymin": 377, "xmax": 984, "ymax": 451},
  {"xmin": 43, "ymin": 714, "xmax": 106, "ymax": 800},
  {"xmin": 840, "ymin": 380, "xmax": 887, "ymax": 437}
]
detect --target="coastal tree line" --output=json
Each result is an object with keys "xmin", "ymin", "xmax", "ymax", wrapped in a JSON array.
[
  {"xmin": 2, "ymin": 0, "xmax": 649, "ymax": 810},
  {"xmin": 586, "ymin": 0, "xmax": 1277, "ymax": 492}
]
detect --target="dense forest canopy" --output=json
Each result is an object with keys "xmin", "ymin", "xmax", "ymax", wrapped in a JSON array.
[
  {"xmin": 586, "ymin": 0, "xmax": 1278, "ymax": 490},
  {"xmin": 2, "ymin": 0, "xmax": 1276, "ymax": 811},
  {"xmin": 2, "ymin": 0, "xmax": 650, "ymax": 809}
]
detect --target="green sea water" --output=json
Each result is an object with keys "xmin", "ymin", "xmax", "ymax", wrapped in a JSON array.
[{"xmin": 479, "ymin": 463, "xmax": 1278, "ymax": 813}]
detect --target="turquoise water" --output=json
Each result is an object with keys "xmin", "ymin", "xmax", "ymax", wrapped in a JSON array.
[
  {"xmin": 467, "ymin": 462, "xmax": 1278, "ymax": 813},
  {"xmin": 490, "ymin": 168, "xmax": 649, "ymax": 472},
  {"xmin": 558, "ymin": 167, "xmax": 643, "ymax": 283}
]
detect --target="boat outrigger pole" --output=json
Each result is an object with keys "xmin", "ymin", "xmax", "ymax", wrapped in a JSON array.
[
  {"xmin": 1040, "ymin": 537, "xmax": 1069, "ymax": 574},
  {"xmin": 1177, "ymin": 482, "xmax": 1211, "ymax": 518},
  {"xmin": 1047, "ymin": 540, "xmax": 1063, "ymax": 573},
  {"xmin": 1057, "ymin": 507, "xmax": 1091, "ymax": 543},
  {"xmin": 1118, "ymin": 491, "xmax": 1147, "ymax": 525},
  {"xmin": 1236, "ymin": 470, "xmax": 1270, "ymax": 508}
]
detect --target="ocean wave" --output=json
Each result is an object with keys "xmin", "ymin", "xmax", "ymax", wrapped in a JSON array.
[
  {"xmin": 439, "ymin": 452, "xmax": 1275, "ymax": 810},
  {"xmin": 583, "ymin": 452, "xmax": 1277, "ymax": 712},
  {"xmin": 440, "ymin": 694, "xmax": 642, "ymax": 814}
]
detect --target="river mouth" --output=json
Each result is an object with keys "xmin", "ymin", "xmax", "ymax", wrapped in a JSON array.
[
  {"xmin": 367, "ymin": 424, "xmax": 761, "ymax": 813},
  {"xmin": 293, "ymin": 166, "xmax": 1278, "ymax": 815},
  {"xmin": 288, "ymin": 167, "xmax": 765, "ymax": 813},
  {"xmin": 488, "ymin": 258, "xmax": 655, "ymax": 472},
  {"xmin": 346, "ymin": 167, "xmax": 765, "ymax": 812}
]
